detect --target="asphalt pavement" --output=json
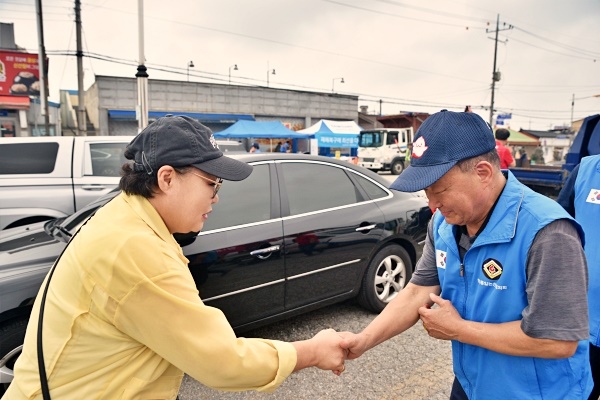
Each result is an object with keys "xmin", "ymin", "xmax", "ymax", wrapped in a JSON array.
[
  {"xmin": 178, "ymin": 301, "xmax": 453, "ymax": 400},
  {"xmin": 178, "ymin": 172, "xmax": 451, "ymax": 400}
]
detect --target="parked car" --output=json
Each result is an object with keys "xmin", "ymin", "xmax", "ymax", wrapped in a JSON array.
[
  {"xmin": 0, "ymin": 153, "xmax": 431, "ymax": 393},
  {"xmin": 0, "ymin": 137, "xmax": 245, "ymax": 231},
  {"xmin": 0, "ymin": 135, "xmax": 133, "ymax": 230}
]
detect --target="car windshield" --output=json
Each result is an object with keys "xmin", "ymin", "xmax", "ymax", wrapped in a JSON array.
[{"xmin": 359, "ymin": 132, "xmax": 384, "ymax": 148}]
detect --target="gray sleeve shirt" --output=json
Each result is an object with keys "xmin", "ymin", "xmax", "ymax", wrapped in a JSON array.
[{"xmin": 410, "ymin": 217, "xmax": 589, "ymax": 341}]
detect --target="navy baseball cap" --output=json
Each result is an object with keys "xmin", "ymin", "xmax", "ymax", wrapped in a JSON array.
[
  {"xmin": 126, "ymin": 115, "xmax": 252, "ymax": 181},
  {"xmin": 390, "ymin": 110, "xmax": 496, "ymax": 192}
]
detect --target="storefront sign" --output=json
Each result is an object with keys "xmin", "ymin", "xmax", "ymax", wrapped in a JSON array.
[{"xmin": 0, "ymin": 51, "xmax": 42, "ymax": 97}]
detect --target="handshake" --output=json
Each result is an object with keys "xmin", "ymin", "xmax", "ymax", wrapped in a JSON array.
[{"xmin": 292, "ymin": 328, "xmax": 365, "ymax": 376}]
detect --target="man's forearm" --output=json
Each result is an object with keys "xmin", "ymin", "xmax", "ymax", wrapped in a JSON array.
[
  {"xmin": 456, "ymin": 319, "xmax": 579, "ymax": 358},
  {"xmin": 361, "ymin": 283, "xmax": 439, "ymax": 350}
]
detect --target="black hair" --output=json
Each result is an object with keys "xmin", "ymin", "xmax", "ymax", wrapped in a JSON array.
[
  {"xmin": 456, "ymin": 149, "xmax": 500, "ymax": 171},
  {"xmin": 495, "ymin": 128, "xmax": 510, "ymax": 141},
  {"xmin": 119, "ymin": 163, "xmax": 190, "ymax": 198}
]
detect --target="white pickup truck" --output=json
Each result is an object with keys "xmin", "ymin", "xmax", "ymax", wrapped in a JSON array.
[
  {"xmin": 0, "ymin": 136, "xmax": 248, "ymax": 230},
  {"xmin": 0, "ymin": 136, "xmax": 134, "ymax": 230}
]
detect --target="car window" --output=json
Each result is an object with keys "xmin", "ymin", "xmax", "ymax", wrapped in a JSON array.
[
  {"xmin": 281, "ymin": 162, "xmax": 360, "ymax": 215},
  {"xmin": 217, "ymin": 140, "xmax": 246, "ymax": 153},
  {"xmin": 89, "ymin": 143, "xmax": 129, "ymax": 177},
  {"xmin": 386, "ymin": 132, "xmax": 398, "ymax": 145},
  {"xmin": 0, "ymin": 142, "xmax": 58, "ymax": 174},
  {"xmin": 201, "ymin": 163, "xmax": 271, "ymax": 231},
  {"xmin": 353, "ymin": 174, "xmax": 389, "ymax": 200}
]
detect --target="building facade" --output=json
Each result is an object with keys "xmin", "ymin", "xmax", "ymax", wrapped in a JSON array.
[{"xmin": 82, "ymin": 76, "xmax": 359, "ymax": 137}]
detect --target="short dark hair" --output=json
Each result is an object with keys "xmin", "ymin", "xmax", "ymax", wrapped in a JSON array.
[
  {"xmin": 456, "ymin": 149, "xmax": 500, "ymax": 171},
  {"xmin": 119, "ymin": 158, "xmax": 190, "ymax": 198},
  {"xmin": 495, "ymin": 128, "xmax": 510, "ymax": 141}
]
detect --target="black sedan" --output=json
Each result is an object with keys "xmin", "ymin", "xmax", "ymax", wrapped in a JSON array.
[{"xmin": 0, "ymin": 153, "xmax": 431, "ymax": 392}]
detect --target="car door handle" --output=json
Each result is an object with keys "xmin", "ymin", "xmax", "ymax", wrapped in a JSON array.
[
  {"xmin": 355, "ymin": 224, "xmax": 376, "ymax": 232},
  {"xmin": 82, "ymin": 185, "xmax": 107, "ymax": 191},
  {"xmin": 250, "ymin": 245, "xmax": 280, "ymax": 256}
]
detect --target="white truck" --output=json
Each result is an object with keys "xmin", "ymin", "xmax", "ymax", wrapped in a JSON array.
[
  {"xmin": 0, "ymin": 137, "xmax": 247, "ymax": 230},
  {"xmin": 357, "ymin": 128, "xmax": 414, "ymax": 175},
  {"xmin": 0, "ymin": 136, "xmax": 133, "ymax": 230}
]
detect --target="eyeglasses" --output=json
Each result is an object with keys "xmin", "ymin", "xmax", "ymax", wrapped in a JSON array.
[{"xmin": 188, "ymin": 171, "xmax": 223, "ymax": 199}]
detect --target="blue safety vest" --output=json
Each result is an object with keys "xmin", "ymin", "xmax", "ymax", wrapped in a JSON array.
[
  {"xmin": 575, "ymin": 155, "xmax": 600, "ymax": 347},
  {"xmin": 433, "ymin": 172, "xmax": 592, "ymax": 399}
]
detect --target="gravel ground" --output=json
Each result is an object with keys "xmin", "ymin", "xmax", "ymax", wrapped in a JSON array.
[{"xmin": 178, "ymin": 301, "xmax": 454, "ymax": 400}]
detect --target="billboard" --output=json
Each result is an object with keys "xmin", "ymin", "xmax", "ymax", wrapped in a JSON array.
[{"xmin": 0, "ymin": 51, "xmax": 42, "ymax": 97}]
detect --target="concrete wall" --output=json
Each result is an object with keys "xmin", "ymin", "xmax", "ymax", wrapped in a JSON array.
[{"xmin": 88, "ymin": 76, "xmax": 358, "ymax": 136}]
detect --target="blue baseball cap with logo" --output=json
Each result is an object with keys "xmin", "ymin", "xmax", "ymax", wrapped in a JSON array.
[{"xmin": 390, "ymin": 110, "xmax": 496, "ymax": 192}]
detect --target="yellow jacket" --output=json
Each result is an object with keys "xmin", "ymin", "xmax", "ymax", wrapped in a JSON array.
[{"xmin": 6, "ymin": 193, "xmax": 296, "ymax": 399}]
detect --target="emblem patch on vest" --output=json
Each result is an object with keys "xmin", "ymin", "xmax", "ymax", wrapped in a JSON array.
[
  {"xmin": 586, "ymin": 188, "xmax": 600, "ymax": 204},
  {"xmin": 482, "ymin": 258, "xmax": 503, "ymax": 280},
  {"xmin": 436, "ymin": 250, "xmax": 447, "ymax": 269}
]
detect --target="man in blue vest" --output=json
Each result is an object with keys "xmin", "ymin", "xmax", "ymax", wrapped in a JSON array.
[
  {"xmin": 558, "ymin": 154, "xmax": 600, "ymax": 400},
  {"xmin": 341, "ymin": 110, "xmax": 592, "ymax": 399}
]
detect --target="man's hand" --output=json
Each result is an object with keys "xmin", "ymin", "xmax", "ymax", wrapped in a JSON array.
[
  {"xmin": 292, "ymin": 329, "xmax": 349, "ymax": 375},
  {"xmin": 337, "ymin": 331, "xmax": 368, "ymax": 360},
  {"xmin": 418, "ymin": 293, "xmax": 463, "ymax": 340}
]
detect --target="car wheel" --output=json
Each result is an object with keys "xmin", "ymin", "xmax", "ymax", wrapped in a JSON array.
[
  {"xmin": 390, "ymin": 159, "xmax": 404, "ymax": 175},
  {"xmin": 0, "ymin": 317, "xmax": 28, "ymax": 395},
  {"xmin": 357, "ymin": 244, "xmax": 412, "ymax": 313}
]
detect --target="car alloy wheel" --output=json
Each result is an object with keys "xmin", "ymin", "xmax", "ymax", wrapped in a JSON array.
[{"xmin": 357, "ymin": 244, "xmax": 412, "ymax": 313}]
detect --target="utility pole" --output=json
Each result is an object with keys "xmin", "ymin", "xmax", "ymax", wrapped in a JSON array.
[
  {"xmin": 75, "ymin": 0, "xmax": 86, "ymax": 136},
  {"xmin": 35, "ymin": 0, "xmax": 50, "ymax": 135},
  {"xmin": 136, "ymin": 0, "xmax": 148, "ymax": 132},
  {"xmin": 486, "ymin": 14, "xmax": 512, "ymax": 126}
]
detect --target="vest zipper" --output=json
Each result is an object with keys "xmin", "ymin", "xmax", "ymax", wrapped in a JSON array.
[{"xmin": 458, "ymin": 261, "xmax": 471, "ymax": 395}]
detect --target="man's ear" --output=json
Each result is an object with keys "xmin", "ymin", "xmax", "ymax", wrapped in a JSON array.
[
  {"xmin": 474, "ymin": 161, "xmax": 494, "ymax": 184},
  {"xmin": 155, "ymin": 165, "xmax": 176, "ymax": 193}
]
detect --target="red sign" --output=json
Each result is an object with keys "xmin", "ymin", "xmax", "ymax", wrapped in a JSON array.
[{"xmin": 0, "ymin": 51, "xmax": 42, "ymax": 97}]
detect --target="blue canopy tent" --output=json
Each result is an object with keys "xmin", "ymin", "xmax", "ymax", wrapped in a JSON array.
[
  {"xmin": 214, "ymin": 120, "xmax": 308, "ymax": 139},
  {"xmin": 298, "ymin": 119, "xmax": 362, "ymax": 157},
  {"xmin": 214, "ymin": 120, "xmax": 310, "ymax": 152}
]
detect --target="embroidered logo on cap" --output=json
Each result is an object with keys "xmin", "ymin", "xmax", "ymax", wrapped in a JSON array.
[
  {"xmin": 411, "ymin": 136, "xmax": 428, "ymax": 158},
  {"xmin": 209, "ymin": 134, "xmax": 219, "ymax": 150},
  {"xmin": 586, "ymin": 188, "xmax": 600, "ymax": 204},
  {"xmin": 482, "ymin": 258, "xmax": 503, "ymax": 280}
]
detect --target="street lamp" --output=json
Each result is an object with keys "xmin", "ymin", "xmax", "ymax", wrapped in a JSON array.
[
  {"xmin": 571, "ymin": 93, "xmax": 600, "ymax": 130},
  {"xmin": 186, "ymin": 60, "xmax": 194, "ymax": 82},
  {"xmin": 267, "ymin": 67, "xmax": 276, "ymax": 87},
  {"xmin": 332, "ymin": 77, "xmax": 344, "ymax": 93},
  {"xmin": 228, "ymin": 64, "xmax": 238, "ymax": 84}
]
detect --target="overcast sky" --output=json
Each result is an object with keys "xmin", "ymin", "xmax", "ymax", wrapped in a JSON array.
[{"xmin": 2, "ymin": 0, "xmax": 600, "ymax": 130}]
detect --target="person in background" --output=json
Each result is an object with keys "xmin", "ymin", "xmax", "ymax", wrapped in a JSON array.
[
  {"xmin": 557, "ymin": 154, "xmax": 600, "ymax": 400},
  {"xmin": 280, "ymin": 140, "xmax": 291, "ymax": 153},
  {"xmin": 4, "ymin": 116, "xmax": 348, "ymax": 399},
  {"xmin": 273, "ymin": 141, "xmax": 282, "ymax": 153},
  {"xmin": 464, "ymin": 105, "xmax": 472, "ymax": 112},
  {"xmin": 405, "ymin": 142, "xmax": 413, "ymax": 165},
  {"xmin": 339, "ymin": 110, "xmax": 592, "ymax": 399},
  {"xmin": 494, "ymin": 128, "xmax": 516, "ymax": 169},
  {"xmin": 250, "ymin": 142, "xmax": 261, "ymax": 153}
]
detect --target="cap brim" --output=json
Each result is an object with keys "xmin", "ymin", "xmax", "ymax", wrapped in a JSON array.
[
  {"xmin": 389, "ymin": 161, "xmax": 457, "ymax": 192},
  {"xmin": 193, "ymin": 155, "xmax": 253, "ymax": 181}
]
